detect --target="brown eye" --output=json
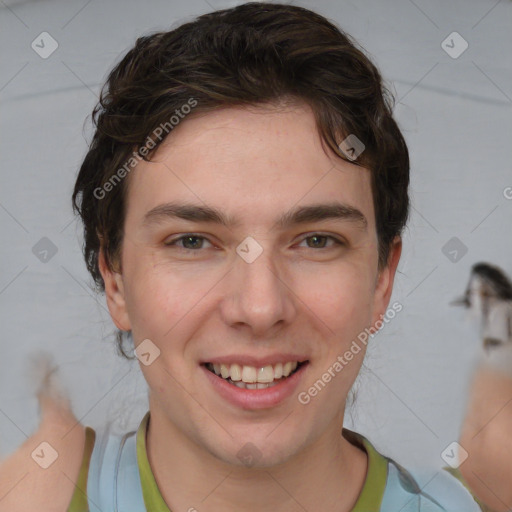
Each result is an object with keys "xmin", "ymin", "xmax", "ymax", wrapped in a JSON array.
[
  {"xmin": 299, "ymin": 234, "xmax": 343, "ymax": 249},
  {"xmin": 165, "ymin": 234, "xmax": 212, "ymax": 250}
]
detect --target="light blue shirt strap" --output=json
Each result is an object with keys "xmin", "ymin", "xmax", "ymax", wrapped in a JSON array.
[
  {"xmin": 443, "ymin": 467, "xmax": 492, "ymax": 512},
  {"xmin": 380, "ymin": 461, "xmax": 482, "ymax": 512},
  {"xmin": 86, "ymin": 421, "xmax": 145, "ymax": 512},
  {"xmin": 116, "ymin": 430, "xmax": 146, "ymax": 511},
  {"xmin": 412, "ymin": 467, "xmax": 482, "ymax": 512}
]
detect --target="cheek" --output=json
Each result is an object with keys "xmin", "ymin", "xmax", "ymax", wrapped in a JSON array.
[
  {"xmin": 302, "ymin": 263, "xmax": 375, "ymax": 335},
  {"xmin": 121, "ymin": 257, "xmax": 187, "ymax": 340},
  {"xmin": 121, "ymin": 251, "xmax": 220, "ymax": 348}
]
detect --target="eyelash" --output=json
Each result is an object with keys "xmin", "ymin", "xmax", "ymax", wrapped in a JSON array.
[{"xmin": 164, "ymin": 233, "xmax": 345, "ymax": 251}]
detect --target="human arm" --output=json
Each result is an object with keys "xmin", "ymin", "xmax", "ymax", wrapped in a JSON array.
[
  {"xmin": 458, "ymin": 364, "xmax": 512, "ymax": 512},
  {"xmin": 0, "ymin": 377, "xmax": 85, "ymax": 511}
]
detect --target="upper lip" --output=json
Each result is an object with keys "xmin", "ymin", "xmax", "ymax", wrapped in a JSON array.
[{"xmin": 202, "ymin": 354, "xmax": 309, "ymax": 367}]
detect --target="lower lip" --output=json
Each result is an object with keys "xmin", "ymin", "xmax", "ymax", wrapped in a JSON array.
[{"xmin": 201, "ymin": 363, "xmax": 308, "ymax": 410}]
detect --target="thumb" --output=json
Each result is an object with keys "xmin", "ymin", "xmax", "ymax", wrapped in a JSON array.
[{"xmin": 27, "ymin": 351, "xmax": 74, "ymax": 423}]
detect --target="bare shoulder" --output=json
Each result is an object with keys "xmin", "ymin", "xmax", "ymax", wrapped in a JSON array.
[{"xmin": 0, "ymin": 398, "xmax": 87, "ymax": 512}]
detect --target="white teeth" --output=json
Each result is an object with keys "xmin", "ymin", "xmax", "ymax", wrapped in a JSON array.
[
  {"xmin": 208, "ymin": 360, "xmax": 303, "ymax": 385},
  {"xmin": 257, "ymin": 366, "xmax": 274, "ymax": 383},
  {"xmin": 220, "ymin": 364, "xmax": 230, "ymax": 379},
  {"xmin": 242, "ymin": 365, "xmax": 257, "ymax": 383},
  {"xmin": 232, "ymin": 381, "xmax": 275, "ymax": 390},
  {"xmin": 282, "ymin": 362, "xmax": 293, "ymax": 377},
  {"xmin": 230, "ymin": 364, "xmax": 242, "ymax": 381}
]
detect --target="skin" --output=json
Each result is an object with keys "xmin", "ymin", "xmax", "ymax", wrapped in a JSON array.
[
  {"xmin": 0, "ymin": 101, "xmax": 401, "ymax": 511},
  {"xmin": 0, "ymin": 383, "xmax": 86, "ymax": 511},
  {"xmin": 100, "ymin": 101, "xmax": 402, "ymax": 512},
  {"xmin": 459, "ymin": 366, "xmax": 512, "ymax": 511}
]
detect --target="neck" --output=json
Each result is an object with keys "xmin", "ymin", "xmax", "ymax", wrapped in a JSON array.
[{"xmin": 145, "ymin": 404, "xmax": 368, "ymax": 512}]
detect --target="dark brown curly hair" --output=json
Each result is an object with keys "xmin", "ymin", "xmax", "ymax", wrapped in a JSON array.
[{"xmin": 72, "ymin": 2, "xmax": 410, "ymax": 357}]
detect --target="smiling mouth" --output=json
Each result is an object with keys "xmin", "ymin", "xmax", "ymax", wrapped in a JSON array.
[{"xmin": 204, "ymin": 361, "xmax": 307, "ymax": 389}]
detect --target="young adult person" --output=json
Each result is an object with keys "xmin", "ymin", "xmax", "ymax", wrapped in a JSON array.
[{"xmin": 0, "ymin": 3, "xmax": 481, "ymax": 511}]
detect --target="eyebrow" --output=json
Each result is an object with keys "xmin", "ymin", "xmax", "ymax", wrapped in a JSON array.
[{"xmin": 142, "ymin": 201, "xmax": 368, "ymax": 231}]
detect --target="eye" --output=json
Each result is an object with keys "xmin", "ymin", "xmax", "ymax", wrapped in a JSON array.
[
  {"xmin": 297, "ymin": 234, "xmax": 344, "ymax": 249},
  {"xmin": 164, "ymin": 234, "xmax": 213, "ymax": 250},
  {"xmin": 163, "ymin": 233, "xmax": 344, "ymax": 252}
]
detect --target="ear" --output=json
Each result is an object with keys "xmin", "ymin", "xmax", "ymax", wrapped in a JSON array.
[
  {"xmin": 371, "ymin": 236, "xmax": 402, "ymax": 325},
  {"xmin": 98, "ymin": 247, "xmax": 131, "ymax": 331}
]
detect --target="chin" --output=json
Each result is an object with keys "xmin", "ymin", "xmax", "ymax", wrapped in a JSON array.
[{"xmin": 206, "ymin": 430, "xmax": 307, "ymax": 470}]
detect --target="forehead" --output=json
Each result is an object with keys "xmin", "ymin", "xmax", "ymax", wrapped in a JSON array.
[{"xmin": 124, "ymin": 103, "xmax": 375, "ymax": 231}]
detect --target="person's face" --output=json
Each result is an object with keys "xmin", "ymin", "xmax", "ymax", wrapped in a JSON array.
[{"xmin": 100, "ymin": 102, "xmax": 401, "ymax": 467}]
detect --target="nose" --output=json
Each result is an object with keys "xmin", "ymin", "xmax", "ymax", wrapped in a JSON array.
[{"xmin": 219, "ymin": 247, "xmax": 296, "ymax": 337}]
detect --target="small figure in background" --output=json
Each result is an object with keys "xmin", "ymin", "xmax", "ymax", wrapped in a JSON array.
[
  {"xmin": 451, "ymin": 262, "xmax": 512, "ymax": 512},
  {"xmin": 451, "ymin": 262, "xmax": 512, "ymax": 351}
]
